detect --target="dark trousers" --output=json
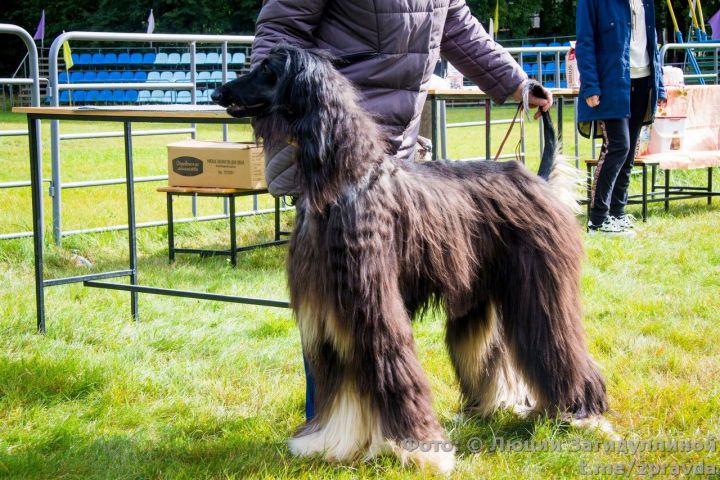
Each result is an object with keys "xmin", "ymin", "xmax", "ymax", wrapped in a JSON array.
[
  {"xmin": 303, "ymin": 355, "xmax": 315, "ymax": 420},
  {"xmin": 589, "ymin": 76, "xmax": 651, "ymax": 225}
]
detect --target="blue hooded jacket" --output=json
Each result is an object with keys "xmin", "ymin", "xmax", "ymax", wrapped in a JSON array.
[{"xmin": 575, "ymin": 0, "xmax": 666, "ymax": 137}]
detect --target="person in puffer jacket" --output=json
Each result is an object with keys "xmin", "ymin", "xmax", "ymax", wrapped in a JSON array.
[{"xmin": 251, "ymin": 0, "xmax": 554, "ymax": 197}]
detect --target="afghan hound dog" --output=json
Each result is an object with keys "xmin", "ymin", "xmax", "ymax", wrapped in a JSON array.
[{"xmin": 212, "ymin": 45, "xmax": 608, "ymax": 474}]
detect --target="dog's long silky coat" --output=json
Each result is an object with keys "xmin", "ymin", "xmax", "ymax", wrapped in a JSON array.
[{"xmin": 213, "ymin": 45, "xmax": 608, "ymax": 473}]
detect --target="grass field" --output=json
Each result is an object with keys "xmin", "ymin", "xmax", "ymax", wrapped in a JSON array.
[{"xmin": 1, "ymin": 107, "xmax": 719, "ymax": 479}]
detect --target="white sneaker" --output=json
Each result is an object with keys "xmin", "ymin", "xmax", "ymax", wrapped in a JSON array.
[
  {"xmin": 588, "ymin": 217, "xmax": 636, "ymax": 237},
  {"xmin": 612, "ymin": 214, "xmax": 636, "ymax": 230}
]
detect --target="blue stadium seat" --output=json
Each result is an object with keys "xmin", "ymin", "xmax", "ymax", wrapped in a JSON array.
[
  {"xmin": 205, "ymin": 52, "xmax": 220, "ymax": 65},
  {"xmin": 535, "ymin": 42, "xmax": 548, "ymax": 48},
  {"xmin": 99, "ymin": 90, "xmax": 113, "ymax": 102},
  {"xmin": 176, "ymin": 91, "xmax": 191, "ymax": 104},
  {"xmin": 77, "ymin": 53, "xmax": 92, "ymax": 65},
  {"xmin": 86, "ymin": 90, "xmax": 99, "ymax": 102},
  {"xmin": 147, "ymin": 71, "xmax": 161, "ymax": 82},
  {"xmin": 137, "ymin": 90, "xmax": 151, "ymax": 102},
  {"xmin": 109, "ymin": 71, "xmax": 123, "ymax": 83},
  {"xmin": 73, "ymin": 91, "xmax": 86, "ymax": 102},
  {"xmin": 197, "ymin": 71, "xmax": 211, "ymax": 83},
  {"xmin": 210, "ymin": 70, "xmax": 223, "ymax": 82},
  {"xmin": 117, "ymin": 53, "xmax": 131, "ymax": 65},
  {"xmin": 125, "ymin": 90, "xmax": 139, "ymax": 102},
  {"xmin": 230, "ymin": 52, "xmax": 246, "ymax": 65},
  {"xmin": 545, "ymin": 81, "xmax": 556, "ymax": 88},
  {"xmin": 59, "ymin": 72, "xmax": 69, "ymax": 83},
  {"xmin": 549, "ymin": 41, "xmax": 562, "ymax": 47},
  {"xmin": 71, "ymin": 54, "xmax": 80, "ymax": 65},
  {"xmin": 180, "ymin": 53, "xmax": 191, "ymax": 65},
  {"xmin": 545, "ymin": 62, "xmax": 556, "ymax": 73},
  {"xmin": 172, "ymin": 71, "xmax": 187, "ymax": 82},
  {"xmin": 522, "ymin": 63, "xmax": 533, "ymax": 74},
  {"xmin": 163, "ymin": 91, "xmax": 174, "ymax": 103},
  {"xmin": 112, "ymin": 90, "xmax": 125, "ymax": 102},
  {"xmin": 142, "ymin": 52, "xmax": 156, "ymax": 65},
  {"xmin": 160, "ymin": 71, "xmax": 174, "ymax": 82},
  {"xmin": 70, "ymin": 72, "xmax": 83, "ymax": 83},
  {"xmin": 195, "ymin": 52, "xmax": 207, "ymax": 64},
  {"xmin": 91, "ymin": 53, "xmax": 105, "ymax": 65},
  {"xmin": 121, "ymin": 71, "xmax": 135, "ymax": 82},
  {"xmin": 83, "ymin": 71, "xmax": 97, "ymax": 83},
  {"xmin": 562, "ymin": 41, "xmax": 571, "ymax": 46},
  {"xmin": 104, "ymin": 53, "xmax": 117, "ymax": 65},
  {"xmin": 167, "ymin": 52, "xmax": 181, "ymax": 64},
  {"xmin": 154, "ymin": 52, "xmax": 169, "ymax": 65},
  {"xmin": 96, "ymin": 71, "xmax": 110, "ymax": 82},
  {"xmin": 560, "ymin": 80, "xmax": 568, "ymax": 88},
  {"xmin": 195, "ymin": 89, "xmax": 206, "ymax": 103},
  {"xmin": 59, "ymin": 91, "xmax": 70, "ymax": 104},
  {"xmin": 134, "ymin": 71, "xmax": 147, "ymax": 82},
  {"xmin": 129, "ymin": 53, "xmax": 143, "ymax": 65},
  {"xmin": 151, "ymin": 90, "xmax": 165, "ymax": 102}
]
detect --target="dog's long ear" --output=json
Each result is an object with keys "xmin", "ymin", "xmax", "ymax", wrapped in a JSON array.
[{"xmin": 269, "ymin": 46, "xmax": 345, "ymax": 204}]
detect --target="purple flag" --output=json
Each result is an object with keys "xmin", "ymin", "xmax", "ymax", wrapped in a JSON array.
[
  {"xmin": 33, "ymin": 10, "xmax": 45, "ymax": 41},
  {"xmin": 710, "ymin": 8, "xmax": 720, "ymax": 40}
]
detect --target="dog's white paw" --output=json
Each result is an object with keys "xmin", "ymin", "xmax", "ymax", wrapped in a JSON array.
[
  {"xmin": 288, "ymin": 431, "xmax": 332, "ymax": 458},
  {"xmin": 392, "ymin": 443, "xmax": 456, "ymax": 475},
  {"xmin": 570, "ymin": 415, "xmax": 620, "ymax": 441}
]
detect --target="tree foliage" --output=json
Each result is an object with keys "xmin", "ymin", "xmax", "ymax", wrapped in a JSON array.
[{"xmin": 2, "ymin": 0, "xmax": 720, "ymax": 73}]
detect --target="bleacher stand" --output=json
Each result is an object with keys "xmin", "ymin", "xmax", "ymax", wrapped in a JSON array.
[{"xmin": 51, "ymin": 47, "xmax": 278, "ymax": 105}]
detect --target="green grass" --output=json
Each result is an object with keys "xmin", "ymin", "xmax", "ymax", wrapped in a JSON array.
[{"xmin": 1, "ymin": 110, "xmax": 719, "ymax": 479}]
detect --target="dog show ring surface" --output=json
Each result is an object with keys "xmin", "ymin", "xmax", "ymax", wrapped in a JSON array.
[{"xmin": 13, "ymin": 106, "xmax": 291, "ymax": 334}]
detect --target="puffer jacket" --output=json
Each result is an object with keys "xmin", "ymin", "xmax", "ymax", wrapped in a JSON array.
[
  {"xmin": 251, "ymin": 0, "xmax": 528, "ymax": 196},
  {"xmin": 575, "ymin": 0, "xmax": 666, "ymax": 137}
]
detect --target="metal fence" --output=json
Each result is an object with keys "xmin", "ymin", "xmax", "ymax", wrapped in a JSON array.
[
  {"xmin": 0, "ymin": 24, "xmax": 44, "ymax": 240},
  {"xmin": 43, "ymin": 32, "xmax": 266, "ymax": 245}
]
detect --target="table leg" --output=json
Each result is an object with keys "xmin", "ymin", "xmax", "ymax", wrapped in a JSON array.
[
  {"xmin": 642, "ymin": 163, "xmax": 648, "ymax": 222},
  {"xmin": 485, "ymin": 100, "xmax": 491, "ymax": 160},
  {"xmin": 167, "ymin": 193, "xmax": 175, "ymax": 264},
  {"xmin": 274, "ymin": 196, "xmax": 281, "ymax": 241},
  {"xmin": 229, "ymin": 195, "xmax": 237, "ymax": 268},
  {"xmin": 708, "ymin": 167, "xmax": 713, "ymax": 205},
  {"xmin": 557, "ymin": 97, "xmax": 563, "ymax": 151},
  {"xmin": 28, "ymin": 116, "xmax": 46, "ymax": 333},
  {"xmin": 664, "ymin": 169, "xmax": 670, "ymax": 212},
  {"xmin": 123, "ymin": 122, "xmax": 139, "ymax": 320},
  {"xmin": 431, "ymin": 99, "xmax": 439, "ymax": 161}
]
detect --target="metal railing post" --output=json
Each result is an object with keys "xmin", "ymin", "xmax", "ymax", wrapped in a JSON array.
[{"xmin": 0, "ymin": 24, "xmax": 44, "ymax": 241}]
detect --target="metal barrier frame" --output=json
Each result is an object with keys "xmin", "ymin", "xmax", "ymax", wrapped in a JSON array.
[
  {"xmin": 0, "ymin": 24, "xmax": 43, "ymax": 240},
  {"xmin": 46, "ymin": 32, "xmax": 255, "ymax": 245},
  {"xmin": 660, "ymin": 42, "xmax": 720, "ymax": 84}
]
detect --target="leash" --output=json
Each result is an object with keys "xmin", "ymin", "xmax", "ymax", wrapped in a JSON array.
[
  {"xmin": 493, "ymin": 103, "xmax": 524, "ymax": 162},
  {"xmin": 493, "ymin": 81, "xmax": 557, "ymax": 181}
]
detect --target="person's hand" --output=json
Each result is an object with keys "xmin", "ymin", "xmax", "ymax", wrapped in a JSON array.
[
  {"xmin": 513, "ymin": 80, "xmax": 554, "ymax": 119},
  {"xmin": 586, "ymin": 95, "xmax": 600, "ymax": 108},
  {"xmin": 657, "ymin": 97, "xmax": 667, "ymax": 108}
]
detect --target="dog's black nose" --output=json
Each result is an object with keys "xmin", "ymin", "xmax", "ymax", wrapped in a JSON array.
[{"xmin": 210, "ymin": 89, "xmax": 222, "ymax": 103}]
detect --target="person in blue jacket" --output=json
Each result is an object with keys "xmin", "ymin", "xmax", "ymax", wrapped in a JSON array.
[{"xmin": 576, "ymin": 0, "xmax": 666, "ymax": 235}]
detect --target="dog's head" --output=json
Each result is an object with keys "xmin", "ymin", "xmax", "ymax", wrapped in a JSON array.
[{"xmin": 211, "ymin": 45, "xmax": 336, "ymax": 119}]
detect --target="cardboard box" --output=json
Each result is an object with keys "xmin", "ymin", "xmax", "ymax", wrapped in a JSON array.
[{"xmin": 167, "ymin": 140, "xmax": 266, "ymax": 189}]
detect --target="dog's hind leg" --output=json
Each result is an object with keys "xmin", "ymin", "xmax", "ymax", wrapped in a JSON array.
[
  {"xmin": 446, "ymin": 301, "xmax": 532, "ymax": 418},
  {"xmin": 494, "ymin": 242, "xmax": 608, "ymax": 420}
]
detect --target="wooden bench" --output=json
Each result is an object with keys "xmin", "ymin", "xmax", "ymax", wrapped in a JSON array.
[{"xmin": 157, "ymin": 186, "xmax": 289, "ymax": 267}]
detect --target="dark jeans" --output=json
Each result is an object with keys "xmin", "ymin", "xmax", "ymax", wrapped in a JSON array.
[{"xmin": 589, "ymin": 76, "xmax": 651, "ymax": 225}]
